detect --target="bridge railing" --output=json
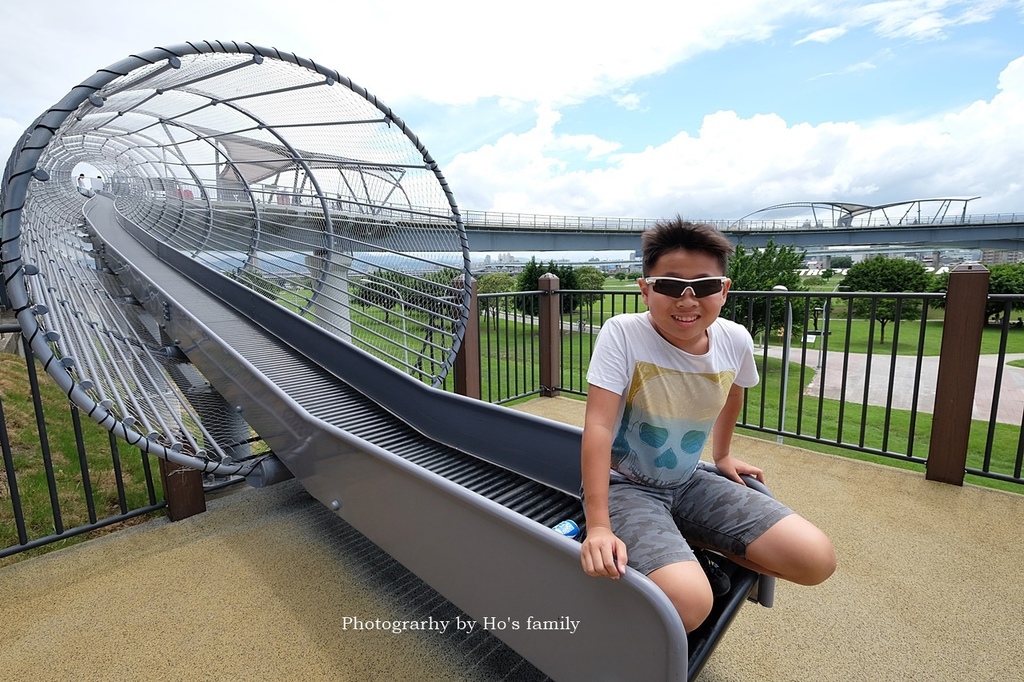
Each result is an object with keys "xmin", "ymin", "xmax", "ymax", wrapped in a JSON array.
[
  {"xmin": 462, "ymin": 210, "xmax": 669, "ymax": 232},
  {"xmin": 461, "ymin": 209, "xmax": 1024, "ymax": 232}
]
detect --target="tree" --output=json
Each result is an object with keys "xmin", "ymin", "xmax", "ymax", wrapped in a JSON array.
[
  {"xmin": 477, "ymin": 272, "xmax": 516, "ymax": 295},
  {"xmin": 841, "ymin": 256, "xmax": 932, "ymax": 343},
  {"xmin": 516, "ymin": 257, "xmax": 546, "ymax": 295},
  {"xmin": 830, "ymin": 256, "xmax": 854, "ymax": 269},
  {"xmin": 228, "ymin": 267, "xmax": 284, "ymax": 302},
  {"xmin": 575, "ymin": 265, "xmax": 605, "ymax": 291},
  {"xmin": 986, "ymin": 263, "xmax": 1024, "ymax": 321},
  {"xmin": 574, "ymin": 265, "xmax": 606, "ymax": 327},
  {"xmin": 351, "ymin": 269, "xmax": 413, "ymax": 329},
  {"xmin": 934, "ymin": 263, "xmax": 1024, "ymax": 320},
  {"xmin": 515, "ymin": 258, "xmax": 579, "ymax": 315},
  {"xmin": 476, "ymin": 272, "xmax": 516, "ymax": 330},
  {"xmin": 727, "ymin": 239, "xmax": 806, "ymax": 342}
]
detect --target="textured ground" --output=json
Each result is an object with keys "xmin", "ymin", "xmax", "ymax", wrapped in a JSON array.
[{"xmin": 1, "ymin": 396, "xmax": 1021, "ymax": 681}]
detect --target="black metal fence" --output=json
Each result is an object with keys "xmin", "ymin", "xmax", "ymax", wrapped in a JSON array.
[
  {"xmin": 5, "ymin": 269, "xmax": 1022, "ymax": 560},
  {"xmin": 468, "ymin": 277, "xmax": 1024, "ymax": 489},
  {"xmin": 0, "ymin": 324, "xmax": 165, "ymax": 561}
]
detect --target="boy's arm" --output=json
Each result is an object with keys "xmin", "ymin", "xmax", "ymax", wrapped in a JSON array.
[
  {"xmin": 711, "ymin": 383, "xmax": 764, "ymax": 484},
  {"xmin": 580, "ymin": 385, "xmax": 628, "ymax": 579}
]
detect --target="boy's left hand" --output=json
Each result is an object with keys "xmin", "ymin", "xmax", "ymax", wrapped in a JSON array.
[{"xmin": 714, "ymin": 454, "xmax": 764, "ymax": 485}]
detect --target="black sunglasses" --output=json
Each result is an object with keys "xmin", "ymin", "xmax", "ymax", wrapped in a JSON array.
[{"xmin": 644, "ymin": 276, "xmax": 728, "ymax": 299}]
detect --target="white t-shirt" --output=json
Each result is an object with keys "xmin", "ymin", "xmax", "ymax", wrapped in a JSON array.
[{"xmin": 586, "ymin": 313, "xmax": 759, "ymax": 487}]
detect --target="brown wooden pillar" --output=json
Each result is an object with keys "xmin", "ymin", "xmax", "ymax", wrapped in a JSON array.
[
  {"xmin": 159, "ymin": 458, "xmax": 206, "ymax": 521},
  {"xmin": 454, "ymin": 277, "xmax": 481, "ymax": 399},
  {"xmin": 927, "ymin": 263, "xmax": 989, "ymax": 485},
  {"xmin": 539, "ymin": 273, "xmax": 561, "ymax": 397}
]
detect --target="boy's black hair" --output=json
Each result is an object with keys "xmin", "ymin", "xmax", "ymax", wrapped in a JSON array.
[{"xmin": 641, "ymin": 216, "xmax": 734, "ymax": 276}]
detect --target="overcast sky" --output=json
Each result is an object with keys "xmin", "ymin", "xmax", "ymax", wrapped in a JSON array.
[{"xmin": 2, "ymin": 1, "xmax": 1023, "ymax": 220}]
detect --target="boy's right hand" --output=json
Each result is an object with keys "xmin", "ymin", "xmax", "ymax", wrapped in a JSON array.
[{"xmin": 581, "ymin": 526, "xmax": 628, "ymax": 579}]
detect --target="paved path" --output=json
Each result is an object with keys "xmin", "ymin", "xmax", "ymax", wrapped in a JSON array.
[{"xmin": 769, "ymin": 347, "xmax": 1024, "ymax": 424}]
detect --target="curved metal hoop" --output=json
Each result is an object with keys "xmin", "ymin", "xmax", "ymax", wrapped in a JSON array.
[{"xmin": 2, "ymin": 41, "xmax": 472, "ymax": 474}]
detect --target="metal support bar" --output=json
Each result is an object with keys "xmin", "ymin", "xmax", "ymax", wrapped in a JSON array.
[{"xmin": 927, "ymin": 263, "xmax": 990, "ymax": 485}]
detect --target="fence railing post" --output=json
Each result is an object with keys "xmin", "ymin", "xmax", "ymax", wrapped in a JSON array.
[
  {"xmin": 158, "ymin": 458, "xmax": 206, "ymax": 521},
  {"xmin": 927, "ymin": 263, "xmax": 990, "ymax": 485},
  {"xmin": 455, "ymin": 277, "xmax": 481, "ymax": 399},
  {"xmin": 539, "ymin": 273, "xmax": 561, "ymax": 397}
]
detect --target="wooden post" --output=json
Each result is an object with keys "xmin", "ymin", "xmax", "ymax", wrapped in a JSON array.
[
  {"xmin": 454, "ymin": 278, "xmax": 481, "ymax": 399},
  {"xmin": 927, "ymin": 263, "xmax": 990, "ymax": 485},
  {"xmin": 539, "ymin": 274, "xmax": 561, "ymax": 397},
  {"xmin": 158, "ymin": 458, "xmax": 206, "ymax": 521}
]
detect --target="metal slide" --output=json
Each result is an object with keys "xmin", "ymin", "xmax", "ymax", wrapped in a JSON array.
[
  {"xmin": 86, "ymin": 193, "xmax": 768, "ymax": 681},
  {"xmin": 2, "ymin": 42, "xmax": 772, "ymax": 681}
]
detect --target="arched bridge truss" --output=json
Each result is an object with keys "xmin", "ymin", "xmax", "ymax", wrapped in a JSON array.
[{"xmin": 734, "ymin": 198, "xmax": 981, "ymax": 229}]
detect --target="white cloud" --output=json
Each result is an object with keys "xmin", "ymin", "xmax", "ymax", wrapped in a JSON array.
[
  {"xmin": 446, "ymin": 56, "xmax": 1024, "ymax": 219},
  {"xmin": 3, "ymin": 0, "xmax": 1022, "ymax": 224},
  {"xmin": 613, "ymin": 93, "xmax": 645, "ymax": 111},
  {"xmin": 0, "ymin": 1, "xmax": 813, "ymax": 116},
  {"xmin": 290, "ymin": 1, "xmax": 805, "ymax": 108},
  {"xmin": 849, "ymin": 0, "xmax": 1008, "ymax": 41},
  {"xmin": 795, "ymin": 26, "xmax": 848, "ymax": 45},
  {"xmin": 809, "ymin": 60, "xmax": 878, "ymax": 80}
]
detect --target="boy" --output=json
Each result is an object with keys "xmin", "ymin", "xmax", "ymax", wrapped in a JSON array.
[{"xmin": 580, "ymin": 218, "xmax": 835, "ymax": 632}]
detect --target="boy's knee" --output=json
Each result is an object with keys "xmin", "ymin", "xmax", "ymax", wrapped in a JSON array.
[
  {"xmin": 668, "ymin": 582, "xmax": 713, "ymax": 632},
  {"xmin": 752, "ymin": 515, "xmax": 836, "ymax": 586},
  {"xmin": 814, "ymin": 540, "xmax": 838, "ymax": 584},
  {"xmin": 797, "ymin": 536, "xmax": 837, "ymax": 585},
  {"xmin": 649, "ymin": 563, "xmax": 714, "ymax": 632},
  {"xmin": 679, "ymin": 588, "xmax": 714, "ymax": 632}
]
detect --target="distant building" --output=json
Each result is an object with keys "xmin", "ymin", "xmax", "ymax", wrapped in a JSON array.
[{"xmin": 980, "ymin": 250, "xmax": 1024, "ymax": 265}]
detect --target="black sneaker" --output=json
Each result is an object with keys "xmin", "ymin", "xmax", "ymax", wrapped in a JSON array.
[{"xmin": 696, "ymin": 550, "xmax": 731, "ymax": 596}]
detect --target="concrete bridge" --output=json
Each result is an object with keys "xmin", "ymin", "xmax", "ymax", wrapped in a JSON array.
[
  {"xmin": 460, "ymin": 201, "xmax": 1024, "ymax": 252},
  {"xmin": 123, "ymin": 197, "xmax": 1019, "ymax": 264},
  {"xmin": 166, "ymin": 198, "xmax": 1024, "ymax": 254}
]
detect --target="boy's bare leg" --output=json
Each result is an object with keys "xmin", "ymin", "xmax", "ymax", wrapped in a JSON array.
[
  {"xmin": 647, "ymin": 561, "xmax": 715, "ymax": 632},
  {"xmin": 721, "ymin": 514, "xmax": 836, "ymax": 585}
]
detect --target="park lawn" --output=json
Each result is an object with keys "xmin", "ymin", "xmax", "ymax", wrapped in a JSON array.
[
  {"xmin": 276, "ymin": 279, "xmax": 1024, "ymax": 361},
  {"xmin": 275, "ymin": 281, "xmax": 1024, "ymax": 493},
  {"xmin": 781, "ymin": 317, "xmax": 1024, "ymax": 356},
  {"xmin": 479, "ymin": 345, "xmax": 1024, "ymax": 495},
  {"xmin": 568, "ymin": 288, "xmax": 1022, "ymax": 356},
  {"xmin": 739, "ymin": 357, "xmax": 1023, "ymax": 494}
]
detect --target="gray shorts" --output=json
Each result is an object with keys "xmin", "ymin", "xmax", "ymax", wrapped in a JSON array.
[{"xmin": 604, "ymin": 468, "xmax": 793, "ymax": 575}]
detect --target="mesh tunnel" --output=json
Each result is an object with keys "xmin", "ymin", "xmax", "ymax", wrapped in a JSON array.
[{"xmin": 2, "ymin": 41, "xmax": 473, "ymax": 475}]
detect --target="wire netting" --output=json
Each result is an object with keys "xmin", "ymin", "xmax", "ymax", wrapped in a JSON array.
[{"xmin": 2, "ymin": 42, "xmax": 471, "ymax": 474}]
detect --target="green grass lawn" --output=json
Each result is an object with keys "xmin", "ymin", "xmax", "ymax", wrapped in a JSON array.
[
  {"xmin": 738, "ymin": 357, "xmax": 1023, "ymax": 493},
  {"xmin": 463, "ymin": 320, "xmax": 1024, "ymax": 494},
  {"xmin": 276, "ymin": 279, "xmax": 1024, "ymax": 494},
  {"xmin": 786, "ymin": 318, "xmax": 1024, "ymax": 356}
]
